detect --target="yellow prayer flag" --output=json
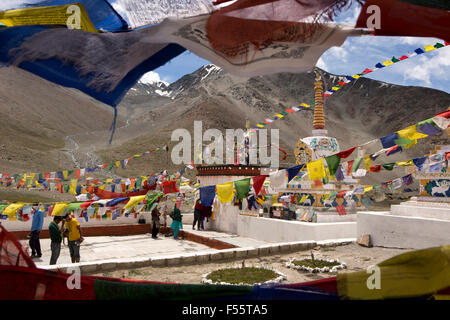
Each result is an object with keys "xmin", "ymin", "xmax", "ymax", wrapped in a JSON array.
[
  {"xmin": 52, "ymin": 203, "xmax": 69, "ymax": 216},
  {"xmin": 300, "ymin": 103, "xmax": 311, "ymax": 108},
  {"xmin": 0, "ymin": 4, "xmax": 97, "ymax": 32},
  {"xmin": 106, "ymin": 179, "xmax": 113, "ymax": 184},
  {"xmin": 424, "ymin": 45, "xmax": 435, "ymax": 52},
  {"xmin": 307, "ymin": 159, "xmax": 326, "ymax": 181},
  {"xmin": 63, "ymin": 170, "xmax": 69, "ymax": 180},
  {"xmin": 396, "ymin": 160, "xmax": 414, "ymax": 167},
  {"xmin": 4, "ymin": 203, "xmax": 24, "ymax": 217},
  {"xmin": 124, "ymin": 195, "xmax": 146, "ymax": 210},
  {"xmin": 364, "ymin": 186, "xmax": 373, "ymax": 193},
  {"xmin": 69, "ymin": 179, "xmax": 78, "ymax": 195},
  {"xmin": 275, "ymin": 113, "xmax": 284, "ymax": 118},
  {"xmin": 115, "ymin": 161, "xmax": 121, "ymax": 168},
  {"xmin": 397, "ymin": 125, "xmax": 428, "ymax": 140},
  {"xmin": 363, "ymin": 155, "xmax": 372, "ymax": 171},
  {"xmin": 382, "ymin": 60, "xmax": 394, "ymax": 66},
  {"xmin": 337, "ymin": 245, "xmax": 450, "ymax": 300},
  {"xmin": 216, "ymin": 182, "xmax": 234, "ymax": 203}
]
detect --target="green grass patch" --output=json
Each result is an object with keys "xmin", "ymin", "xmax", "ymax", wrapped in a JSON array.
[
  {"xmin": 128, "ymin": 269, "xmax": 143, "ymax": 276},
  {"xmin": 292, "ymin": 259, "xmax": 340, "ymax": 269},
  {"xmin": 206, "ymin": 267, "xmax": 279, "ymax": 285}
]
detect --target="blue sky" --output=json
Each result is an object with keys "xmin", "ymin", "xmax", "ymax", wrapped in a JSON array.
[{"xmin": 1, "ymin": 1, "xmax": 448, "ymax": 93}]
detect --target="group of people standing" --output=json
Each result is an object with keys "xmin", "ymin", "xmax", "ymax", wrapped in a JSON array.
[
  {"xmin": 27, "ymin": 197, "xmax": 206, "ymax": 265},
  {"xmin": 150, "ymin": 203, "xmax": 183, "ymax": 240},
  {"xmin": 29, "ymin": 204, "xmax": 83, "ymax": 265}
]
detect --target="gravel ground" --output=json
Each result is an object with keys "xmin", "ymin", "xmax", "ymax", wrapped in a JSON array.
[{"xmin": 92, "ymin": 243, "xmax": 411, "ymax": 284}]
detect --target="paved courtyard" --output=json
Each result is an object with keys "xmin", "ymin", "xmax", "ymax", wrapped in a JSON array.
[{"xmin": 22, "ymin": 225, "xmax": 271, "ymax": 268}]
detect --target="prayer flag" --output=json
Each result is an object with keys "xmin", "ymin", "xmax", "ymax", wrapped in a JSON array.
[
  {"xmin": 234, "ymin": 178, "xmax": 251, "ymax": 199},
  {"xmin": 337, "ymin": 146, "xmax": 357, "ymax": 159},
  {"xmin": 216, "ymin": 182, "xmax": 234, "ymax": 203},
  {"xmin": 287, "ymin": 165, "xmax": 304, "ymax": 182},
  {"xmin": 382, "ymin": 163, "xmax": 396, "ymax": 171},
  {"xmin": 252, "ymin": 175, "xmax": 266, "ymax": 197},
  {"xmin": 325, "ymin": 155, "xmax": 340, "ymax": 176},
  {"xmin": 307, "ymin": 159, "xmax": 326, "ymax": 181},
  {"xmin": 413, "ymin": 157, "xmax": 427, "ymax": 170},
  {"xmin": 200, "ymin": 185, "xmax": 216, "ymax": 207},
  {"xmin": 269, "ymin": 170, "xmax": 287, "ymax": 189}
]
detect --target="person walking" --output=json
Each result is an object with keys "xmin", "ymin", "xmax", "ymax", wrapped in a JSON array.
[
  {"xmin": 29, "ymin": 204, "xmax": 44, "ymax": 258},
  {"xmin": 48, "ymin": 216, "xmax": 63, "ymax": 265},
  {"xmin": 169, "ymin": 205, "xmax": 183, "ymax": 240},
  {"xmin": 63, "ymin": 213, "xmax": 83, "ymax": 263},
  {"xmin": 151, "ymin": 206, "xmax": 161, "ymax": 239},
  {"xmin": 193, "ymin": 199, "xmax": 203, "ymax": 230}
]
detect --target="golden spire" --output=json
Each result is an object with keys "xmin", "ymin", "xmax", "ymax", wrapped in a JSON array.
[{"xmin": 313, "ymin": 72, "xmax": 325, "ymax": 130}]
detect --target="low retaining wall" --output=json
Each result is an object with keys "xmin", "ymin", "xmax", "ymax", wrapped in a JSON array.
[
  {"xmin": 357, "ymin": 211, "xmax": 450, "ymax": 249},
  {"xmin": 236, "ymin": 215, "xmax": 357, "ymax": 243}
]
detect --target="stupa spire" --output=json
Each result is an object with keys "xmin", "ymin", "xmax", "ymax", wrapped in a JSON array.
[{"xmin": 313, "ymin": 71, "xmax": 325, "ymax": 130}]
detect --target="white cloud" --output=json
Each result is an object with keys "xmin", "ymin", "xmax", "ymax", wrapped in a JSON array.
[
  {"xmin": 316, "ymin": 57, "xmax": 327, "ymax": 70},
  {"xmin": 401, "ymin": 47, "xmax": 450, "ymax": 87},
  {"xmin": 0, "ymin": 0, "xmax": 41, "ymax": 10}
]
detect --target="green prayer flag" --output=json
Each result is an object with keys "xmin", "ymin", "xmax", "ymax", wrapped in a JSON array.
[
  {"xmin": 67, "ymin": 202, "xmax": 82, "ymax": 212},
  {"xmin": 394, "ymin": 137, "xmax": 414, "ymax": 147},
  {"xmin": 391, "ymin": 57, "xmax": 400, "ymax": 63},
  {"xmin": 146, "ymin": 192, "xmax": 164, "ymax": 211},
  {"xmin": 136, "ymin": 177, "xmax": 142, "ymax": 189},
  {"xmin": 234, "ymin": 178, "xmax": 251, "ymax": 199},
  {"xmin": 325, "ymin": 155, "xmax": 340, "ymax": 176},
  {"xmin": 351, "ymin": 157, "xmax": 363, "ymax": 173},
  {"xmin": 280, "ymin": 111, "xmax": 289, "ymax": 116},
  {"xmin": 434, "ymin": 43, "xmax": 444, "ymax": 48},
  {"xmin": 417, "ymin": 118, "xmax": 438, "ymax": 128},
  {"xmin": 106, "ymin": 163, "xmax": 114, "ymax": 171},
  {"xmin": 63, "ymin": 184, "xmax": 70, "ymax": 193},
  {"xmin": 382, "ymin": 163, "xmax": 396, "ymax": 171}
]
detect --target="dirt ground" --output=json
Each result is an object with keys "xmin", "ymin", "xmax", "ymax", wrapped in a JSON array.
[{"xmin": 91, "ymin": 243, "xmax": 411, "ymax": 284}]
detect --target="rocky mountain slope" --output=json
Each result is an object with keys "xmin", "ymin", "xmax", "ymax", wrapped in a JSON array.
[
  {"xmin": 97, "ymin": 64, "xmax": 450, "ymax": 184},
  {"xmin": 0, "ymin": 64, "xmax": 448, "ymax": 194}
]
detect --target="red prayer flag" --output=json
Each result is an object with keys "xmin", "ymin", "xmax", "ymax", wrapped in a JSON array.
[
  {"xmin": 337, "ymin": 146, "xmax": 357, "ymax": 159},
  {"xmin": 370, "ymin": 165, "xmax": 382, "ymax": 172},
  {"xmin": 347, "ymin": 160, "xmax": 354, "ymax": 176},
  {"xmin": 355, "ymin": 0, "xmax": 450, "ymax": 41},
  {"xmin": 285, "ymin": 109, "xmax": 295, "ymax": 113},
  {"xmin": 252, "ymin": 175, "xmax": 267, "ymax": 197},
  {"xmin": 435, "ymin": 110, "xmax": 450, "ymax": 119},
  {"xmin": 75, "ymin": 169, "xmax": 80, "ymax": 179},
  {"xmin": 386, "ymin": 145, "xmax": 400, "ymax": 156},
  {"xmin": 162, "ymin": 181, "xmax": 180, "ymax": 194}
]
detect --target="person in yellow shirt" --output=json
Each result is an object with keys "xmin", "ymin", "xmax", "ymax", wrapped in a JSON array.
[{"xmin": 62, "ymin": 214, "xmax": 84, "ymax": 263}]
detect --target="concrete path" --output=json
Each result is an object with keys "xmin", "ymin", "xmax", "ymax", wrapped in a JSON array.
[{"xmin": 23, "ymin": 233, "xmax": 215, "ymax": 268}]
